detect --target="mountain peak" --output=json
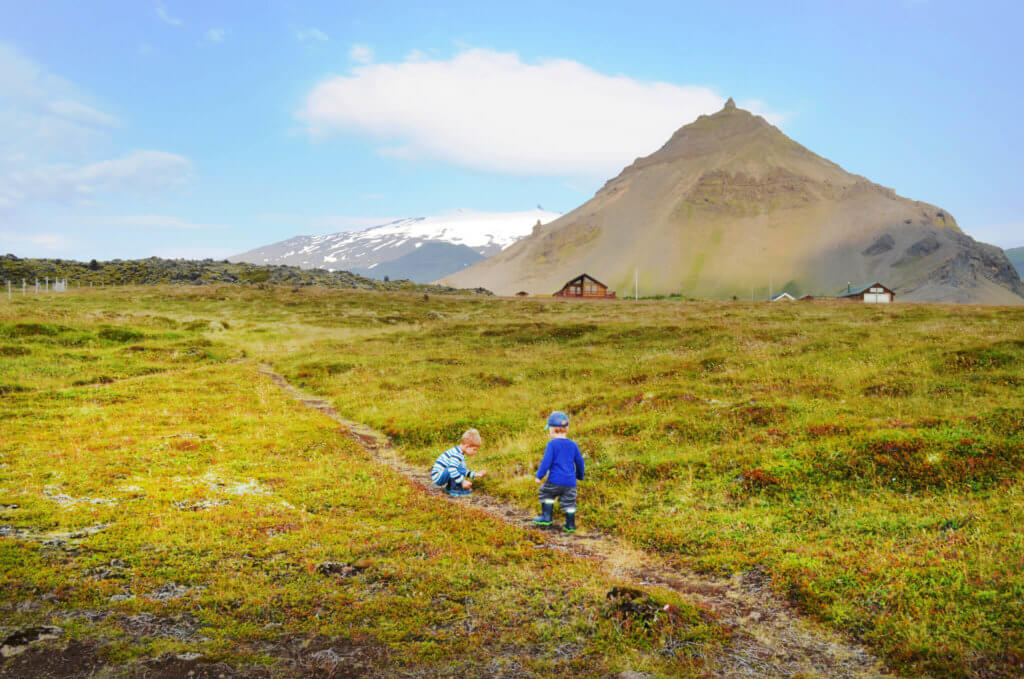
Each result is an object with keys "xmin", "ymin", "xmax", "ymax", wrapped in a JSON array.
[{"xmin": 723, "ymin": 97, "xmax": 736, "ymax": 111}]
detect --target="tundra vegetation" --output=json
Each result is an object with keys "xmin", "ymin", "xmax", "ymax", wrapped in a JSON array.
[{"xmin": 1, "ymin": 285, "xmax": 1022, "ymax": 677}]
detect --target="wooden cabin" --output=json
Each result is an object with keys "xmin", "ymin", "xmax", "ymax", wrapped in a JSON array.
[
  {"xmin": 553, "ymin": 274, "xmax": 616, "ymax": 299},
  {"xmin": 837, "ymin": 282, "xmax": 894, "ymax": 303}
]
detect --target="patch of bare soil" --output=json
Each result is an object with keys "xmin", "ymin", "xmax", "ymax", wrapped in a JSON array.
[
  {"xmin": 0, "ymin": 640, "xmax": 103, "ymax": 679},
  {"xmin": 260, "ymin": 364, "xmax": 891, "ymax": 678},
  {"xmin": 0, "ymin": 630, "xmax": 386, "ymax": 679}
]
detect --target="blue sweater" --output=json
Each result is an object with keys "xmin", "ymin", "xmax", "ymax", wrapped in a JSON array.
[{"xmin": 536, "ymin": 438, "xmax": 585, "ymax": 487}]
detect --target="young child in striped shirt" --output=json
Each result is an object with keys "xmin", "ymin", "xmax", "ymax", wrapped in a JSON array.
[{"xmin": 430, "ymin": 428, "xmax": 487, "ymax": 497}]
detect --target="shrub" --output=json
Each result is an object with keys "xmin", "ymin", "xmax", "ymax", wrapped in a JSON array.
[
  {"xmin": 813, "ymin": 430, "xmax": 1023, "ymax": 490},
  {"xmin": 97, "ymin": 327, "xmax": 144, "ymax": 343},
  {"xmin": 737, "ymin": 467, "xmax": 783, "ymax": 492},
  {"xmin": 730, "ymin": 402, "xmax": 787, "ymax": 427},
  {"xmin": 806, "ymin": 423, "xmax": 848, "ymax": 439},
  {"xmin": 699, "ymin": 356, "xmax": 726, "ymax": 373},
  {"xmin": 945, "ymin": 341, "xmax": 1023, "ymax": 371},
  {"xmin": 10, "ymin": 323, "xmax": 61, "ymax": 337},
  {"xmin": 983, "ymin": 408, "xmax": 1024, "ymax": 437}
]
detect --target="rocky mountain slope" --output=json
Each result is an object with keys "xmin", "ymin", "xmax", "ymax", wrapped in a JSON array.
[
  {"xmin": 441, "ymin": 100, "xmax": 1024, "ymax": 304},
  {"xmin": 1006, "ymin": 247, "xmax": 1024, "ymax": 277},
  {"xmin": 230, "ymin": 208, "xmax": 560, "ymax": 283}
]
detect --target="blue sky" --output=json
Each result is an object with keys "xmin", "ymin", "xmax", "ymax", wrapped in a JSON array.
[{"xmin": 2, "ymin": 0, "xmax": 1022, "ymax": 260}]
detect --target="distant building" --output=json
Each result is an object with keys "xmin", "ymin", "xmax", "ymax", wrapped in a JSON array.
[
  {"xmin": 799, "ymin": 294, "xmax": 815, "ymax": 301},
  {"xmin": 838, "ymin": 282, "xmax": 894, "ymax": 303},
  {"xmin": 553, "ymin": 274, "xmax": 616, "ymax": 299},
  {"xmin": 771, "ymin": 292, "xmax": 796, "ymax": 301},
  {"xmin": 516, "ymin": 291, "xmax": 529, "ymax": 297}
]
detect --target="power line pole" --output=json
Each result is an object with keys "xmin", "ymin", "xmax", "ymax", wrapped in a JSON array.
[{"xmin": 635, "ymin": 268, "xmax": 639, "ymax": 301}]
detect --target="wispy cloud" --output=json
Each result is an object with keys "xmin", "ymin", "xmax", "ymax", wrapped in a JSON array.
[
  {"xmin": 293, "ymin": 26, "xmax": 328, "ymax": 42},
  {"xmin": 158, "ymin": 246, "xmax": 237, "ymax": 259},
  {"xmin": 257, "ymin": 213, "xmax": 395, "ymax": 234},
  {"xmin": 1, "ymin": 151, "xmax": 193, "ymax": 209},
  {"xmin": 349, "ymin": 44, "xmax": 373, "ymax": 64},
  {"xmin": 0, "ymin": 43, "xmax": 191, "ymax": 214},
  {"xmin": 77, "ymin": 214, "xmax": 224, "ymax": 231},
  {"xmin": 46, "ymin": 100, "xmax": 119, "ymax": 128},
  {"xmin": 155, "ymin": 1, "xmax": 183, "ymax": 27},
  {"xmin": 0, "ymin": 231, "xmax": 68, "ymax": 249},
  {"xmin": 300, "ymin": 48, "xmax": 784, "ymax": 178},
  {"xmin": 205, "ymin": 28, "xmax": 229, "ymax": 43},
  {"xmin": 0, "ymin": 42, "xmax": 119, "ymax": 157}
]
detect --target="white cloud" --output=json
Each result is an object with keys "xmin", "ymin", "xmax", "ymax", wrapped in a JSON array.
[
  {"xmin": 205, "ymin": 28, "xmax": 229, "ymax": 43},
  {"xmin": 299, "ymin": 48, "xmax": 783, "ymax": 178},
  {"xmin": 293, "ymin": 27, "xmax": 328, "ymax": 42},
  {"xmin": 1, "ymin": 151, "xmax": 193, "ymax": 208},
  {"xmin": 349, "ymin": 44, "xmax": 373, "ymax": 64},
  {"xmin": 155, "ymin": 2, "xmax": 183, "ymax": 27}
]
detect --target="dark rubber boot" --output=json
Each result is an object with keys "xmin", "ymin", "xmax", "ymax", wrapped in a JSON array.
[
  {"xmin": 533, "ymin": 503, "xmax": 553, "ymax": 526},
  {"xmin": 564, "ymin": 512, "xmax": 576, "ymax": 532}
]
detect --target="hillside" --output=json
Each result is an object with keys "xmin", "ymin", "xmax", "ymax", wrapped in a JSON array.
[
  {"xmin": 442, "ymin": 100, "xmax": 1024, "ymax": 304},
  {"xmin": 1007, "ymin": 246, "xmax": 1024, "ymax": 277},
  {"xmin": 351, "ymin": 241, "xmax": 484, "ymax": 283},
  {"xmin": 230, "ymin": 208, "xmax": 560, "ymax": 281},
  {"xmin": 0, "ymin": 254, "xmax": 488, "ymax": 294}
]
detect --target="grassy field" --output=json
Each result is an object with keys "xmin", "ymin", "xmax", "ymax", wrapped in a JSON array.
[{"xmin": 2, "ymin": 286, "xmax": 1023, "ymax": 677}]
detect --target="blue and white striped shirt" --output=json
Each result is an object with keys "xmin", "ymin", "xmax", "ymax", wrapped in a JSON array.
[{"xmin": 430, "ymin": 445, "xmax": 476, "ymax": 486}]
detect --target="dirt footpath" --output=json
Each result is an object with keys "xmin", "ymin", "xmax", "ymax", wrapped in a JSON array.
[{"xmin": 259, "ymin": 365, "xmax": 891, "ymax": 679}]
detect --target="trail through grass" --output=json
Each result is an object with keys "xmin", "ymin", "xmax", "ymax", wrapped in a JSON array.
[{"xmin": 261, "ymin": 363, "xmax": 885, "ymax": 678}]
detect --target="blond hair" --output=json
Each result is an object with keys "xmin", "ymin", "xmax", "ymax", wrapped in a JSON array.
[{"xmin": 461, "ymin": 428, "xmax": 482, "ymax": 446}]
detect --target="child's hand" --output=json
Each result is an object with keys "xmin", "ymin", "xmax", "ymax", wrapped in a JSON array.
[
  {"xmin": 476, "ymin": 470, "xmax": 487, "ymax": 478},
  {"xmin": 461, "ymin": 480, "xmax": 472, "ymax": 489},
  {"xmin": 534, "ymin": 478, "xmax": 543, "ymax": 485}
]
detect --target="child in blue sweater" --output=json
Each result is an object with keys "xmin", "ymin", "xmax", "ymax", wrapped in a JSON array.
[
  {"xmin": 533, "ymin": 411, "xmax": 585, "ymax": 532},
  {"xmin": 430, "ymin": 428, "xmax": 486, "ymax": 497}
]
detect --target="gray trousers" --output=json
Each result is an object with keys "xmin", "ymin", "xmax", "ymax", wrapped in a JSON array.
[{"xmin": 538, "ymin": 481, "xmax": 578, "ymax": 513}]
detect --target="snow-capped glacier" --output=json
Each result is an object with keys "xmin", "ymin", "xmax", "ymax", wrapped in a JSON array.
[{"xmin": 228, "ymin": 208, "xmax": 560, "ymax": 279}]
